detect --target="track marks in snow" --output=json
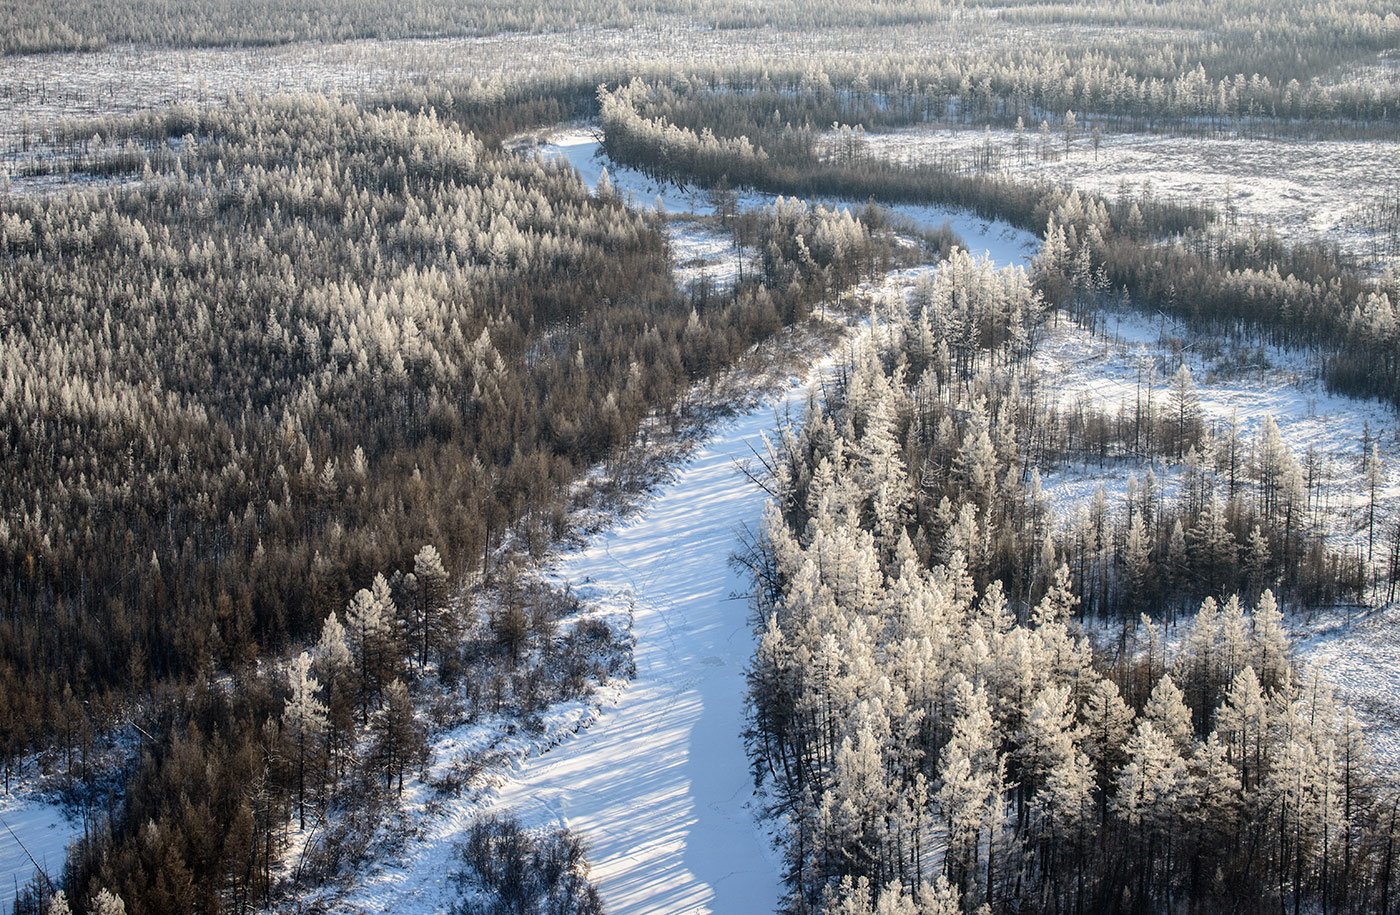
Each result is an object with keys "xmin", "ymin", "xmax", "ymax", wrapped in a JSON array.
[{"xmin": 1, "ymin": 795, "xmax": 80, "ymax": 913}]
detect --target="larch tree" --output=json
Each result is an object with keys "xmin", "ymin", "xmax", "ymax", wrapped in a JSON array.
[
  {"xmin": 90, "ymin": 889, "xmax": 126, "ymax": 915},
  {"xmin": 345, "ymin": 585, "xmax": 391, "ymax": 723},
  {"xmin": 1364, "ymin": 442, "xmax": 1383, "ymax": 567},
  {"xmin": 1142, "ymin": 675, "xmax": 1194, "ymax": 754},
  {"xmin": 1169, "ymin": 364, "xmax": 1200, "ymax": 459},
  {"xmin": 369, "ymin": 678, "xmax": 428, "ymax": 796},
  {"xmin": 1031, "ymin": 563, "xmax": 1078, "ymax": 627},
  {"xmin": 313, "ymin": 611, "xmax": 355, "ymax": 779},
  {"xmin": 1081, "ymin": 676, "xmax": 1134, "ymax": 799},
  {"xmin": 1114, "ymin": 721, "xmax": 1190, "ymax": 896},
  {"xmin": 1123, "ymin": 511, "xmax": 1152, "ymax": 605},
  {"xmin": 1216, "ymin": 666, "xmax": 1269, "ymax": 791},
  {"xmin": 282, "ymin": 650, "xmax": 328, "ymax": 830},
  {"xmin": 937, "ymin": 681, "xmax": 1005, "ymax": 908},
  {"xmin": 1250, "ymin": 589, "xmax": 1291, "ymax": 695},
  {"xmin": 411, "ymin": 544, "xmax": 451, "ymax": 669}
]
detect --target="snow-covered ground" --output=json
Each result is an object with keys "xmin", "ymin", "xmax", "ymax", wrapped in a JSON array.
[
  {"xmin": 1293, "ymin": 603, "xmax": 1400, "ymax": 777},
  {"xmin": 312, "ymin": 654, "xmax": 635, "ymax": 910},
  {"xmin": 847, "ymin": 125, "xmax": 1400, "ymax": 267},
  {"xmin": 1032, "ymin": 307, "xmax": 1400, "ymax": 556},
  {"xmin": 0, "ymin": 793, "xmax": 82, "ymax": 913},
  {"xmin": 670, "ymin": 218, "xmax": 748, "ymax": 292},
  {"xmin": 482, "ymin": 388, "xmax": 801, "ymax": 914}
]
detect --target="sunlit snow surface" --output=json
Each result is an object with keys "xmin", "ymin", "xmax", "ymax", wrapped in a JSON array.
[
  {"xmin": 487, "ymin": 391, "xmax": 801, "ymax": 913},
  {"xmin": 0, "ymin": 794, "xmax": 81, "ymax": 912},
  {"xmin": 342, "ymin": 344, "xmax": 814, "ymax": 914}
]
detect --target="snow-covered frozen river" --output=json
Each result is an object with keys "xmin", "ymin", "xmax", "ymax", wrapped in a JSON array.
[
  {"xmin": 345, "ymin": 357, "xmax": 826, "ymax": 914},
  {"xmin": 335, "ymin": 347, "xmax": 837, "ymax": 915},
  {"xmin": 531, "ymin": 129, "xmax": 1035, "ymax": 269},
  {"xmin": 460, "ymin": 133, "xmax": 1033, "ymax": 914},
  {"xmin": 487, "ymin": 382, "xmax": 803, "ymax": 913}
]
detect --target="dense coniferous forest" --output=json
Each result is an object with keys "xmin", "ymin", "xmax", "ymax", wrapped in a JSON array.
[
  {"xmin": 745, "ymin": 253, "xmax": 1396, "ymax": 914},
  {"xmin": 0, "ymin": 92, "xmax": 893, "ymax": 913}
]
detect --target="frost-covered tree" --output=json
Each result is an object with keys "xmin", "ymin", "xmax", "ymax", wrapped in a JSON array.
[
  {"xmin": 1169, "ymin": 364, "xmax": 1201, "ymax": 459},
  {"xmin": 313, "ymin": 610, "xmax": 356, "ymax": 781},
  {"xmin": 937, "ymin": 681, "xmax": 1005, "ymax": 907},
  {"xmin": 1250, "ymin": 589, "xmax": 1290, "ymax": 694},
  {"xmin": 1216, "ymin": 666, "xmax": 1269, "ymax": 790},
  {"xmin": 1114, "ymin": 720, "xmax": 1190, "ymax": 894},
  {"xmin": 345, "ymin": 584, "xmax": 393, "ymax": 722},
  {"xmin": 90, "ymin": 889, "xmax": 126, "ymax": 915},
  {"xmin": 282, "ymin": 651, "xmax": 328, "ymax": 829},
  {"xmin": 1082, "ymin": 677, "xmax": 1134, "ymax": 798},
  {"xmin": 1142, "ymin": 675, "xmax": 1193, "ymax": 753},
  {"xmin": 1031, "ymin": 563, "xmax": 1078, "ymax": 627},
  {"xmin": 369, "ymin": 679, "xmax": 428, "ymax": 796},
  {"xmin": 411, "ymin": 544, "xmax": 452, "ymax": 668},
  {"xmin": 1364, "ymin": 442, "xmax": 1384, "ymax": 567}
]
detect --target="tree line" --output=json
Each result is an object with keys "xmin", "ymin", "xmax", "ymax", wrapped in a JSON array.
[
  {"xmin": 5, "ymin": 0, "xmax": 1396, "ymax": 133},
  {"xmin": 597, "ymin": 79, "xmax": 1400, "ymax": 408}
]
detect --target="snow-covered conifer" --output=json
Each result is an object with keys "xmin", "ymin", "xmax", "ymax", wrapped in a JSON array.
[
  {"xmin": 1142, "ymin": 674, "xmax": 1194, "ymax": 753},
  {"xmin": 282, "ymin": 650, "xmax": 327, "ymax": 829}
]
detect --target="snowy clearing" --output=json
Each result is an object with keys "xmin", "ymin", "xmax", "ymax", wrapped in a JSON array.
[
  {"xmin": 1032, "ymin": 306, "xmax": 1400, "ymax": 558},
  {"xmin": 669, "ymin": 217, "xmax": 748, "ymax": 292},
  {"xmin": 0, "ymin": 794, "xmax": 81, "ymax": 913},
  {"xmin": 1032, "ymin": 305, "xmax": 1400, "ymax": 771},
  {"xmin": 849, "ymin": 125, "xmax": 1400, "ymax": 267},
  {"xmin": 1293, "ymin": 603, "xmax": 1400, "ymax": 777},
  {"xmin": 481, "ymin": 386, "xmax": 805, "ymax": 914}
]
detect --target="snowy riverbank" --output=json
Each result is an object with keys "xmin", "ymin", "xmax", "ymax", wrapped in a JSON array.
[{"xmin": 325, "ymin": 130, "xmax": 1037, "ymax": 913}]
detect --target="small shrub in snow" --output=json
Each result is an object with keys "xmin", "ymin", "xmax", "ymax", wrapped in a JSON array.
[{"xmin": 450, "ymin": 815, "xmax": 602, "ymax": 915}]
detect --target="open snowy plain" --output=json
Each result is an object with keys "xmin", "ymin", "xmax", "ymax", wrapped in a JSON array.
[{"xmin": 847, "ymin": 125, "xmax": 1400, "ymax": 268}]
